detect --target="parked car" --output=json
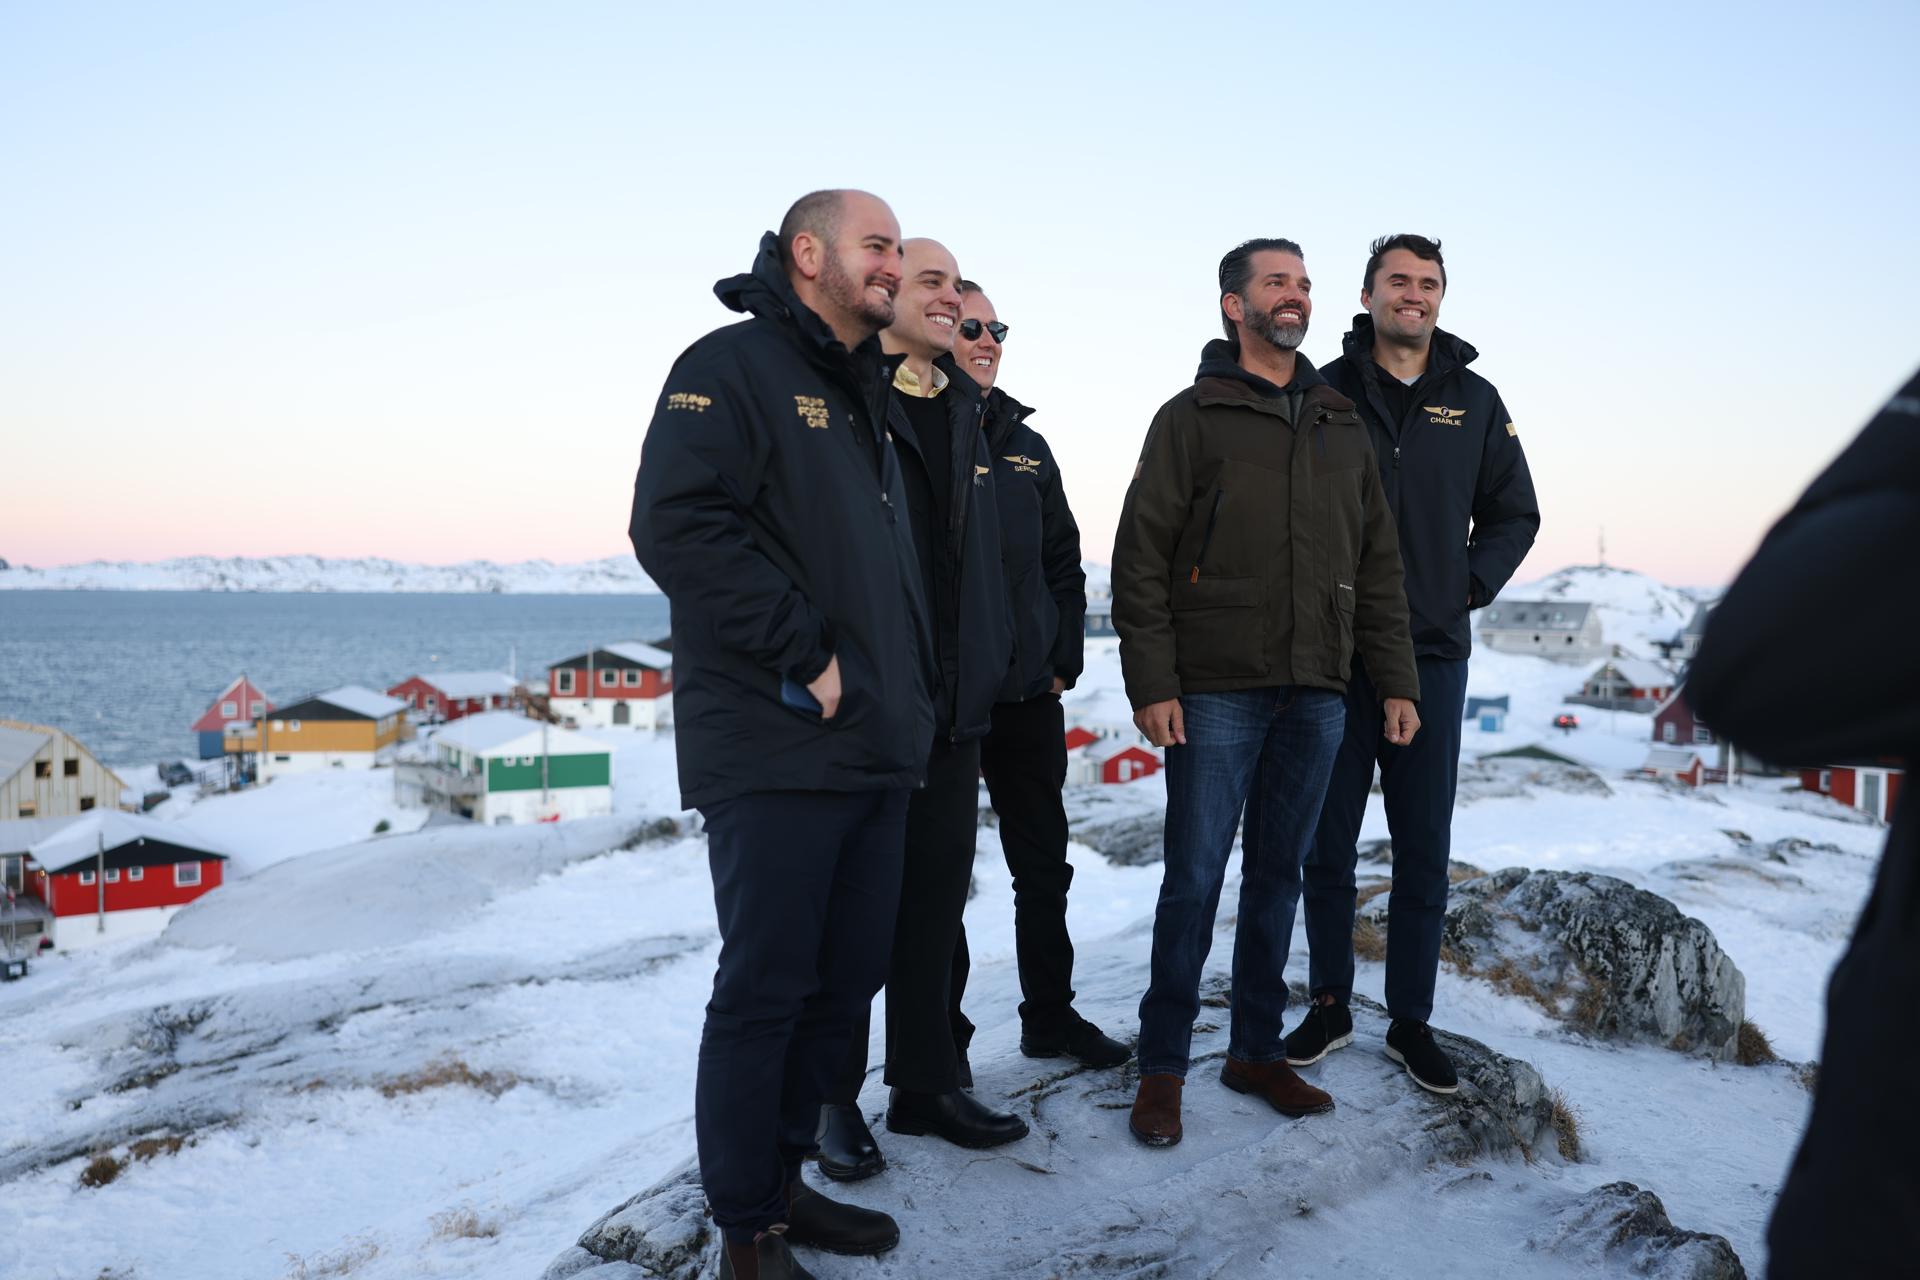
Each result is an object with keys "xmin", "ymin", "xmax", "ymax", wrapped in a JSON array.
[
  {"xmin": 1553, "ymin": 713, "xmax": 1580, "ymax": 730},
  {"xmin": 158, "ymin": 760, "xmax": 195, "ymax": 787}
]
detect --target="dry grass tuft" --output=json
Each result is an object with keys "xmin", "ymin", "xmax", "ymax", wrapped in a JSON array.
[
  {"xmin": 1447, "ymin": 861, "xmax": 1487, "ymax": 885},
  {"xmin": 1735, "ymin": 1021, "xmax": 1778, "ymax": 1066},
  {"xmin": 282, "ymin": 1238, "xmax": 382, "ymax": 1278},
  {"xmin": 79, "ymin": 1153, "xmax": 126, "ymax": 1188},
  {"xmin": 129, "ymin": 1134, "xmax": 188, "ymax": 1162},
  {"xmin": 1354, "ymin": 880, "xmax": 1393, "ymax": 909},
  {"xmin": 430, "ymin": 1207, "xmax": 501, "ymax": 1241},
  {"xmin": 1569, "ymin": 974, "xmax": 1610, "ymax": 1033},
  {"xmin": 1548, "ymin": 1087, "xmax": 1584, "ymax": 1161},
  {"xmin": 1479, "ymin": 958, "xmax": 1558, "ymax": 1017},
  {"xmin": 1794, "ymin": 1061, "xmax": 1819, "ymax": 1093},
  {"xmin": 378, "ymin": 1057, "xmax": 521, "ymax": 1099},
  {"xmin": 1352, "ymin": 918, "xmax": 1387, "ymax": 962}
]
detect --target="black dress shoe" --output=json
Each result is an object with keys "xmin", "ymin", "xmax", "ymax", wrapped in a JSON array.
[
  {"xmin": 783, "ymin": 1180, "xmax": 900, "ymax": 1256},
  {"xmin": 1021, "ymin": 1011, "xmax": 1133, "ymax": 1069},
  {"xmin": 886, "ymin": 1086, "xmax": 1029, "ymax": 1148},
  {"xmin": 814, "ymin": 1103, "xmax": 885, "ymax": 1182}
]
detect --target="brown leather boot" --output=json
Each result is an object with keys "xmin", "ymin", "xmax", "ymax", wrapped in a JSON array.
[
  {"xmin": 1129, "ymin": 1073, "xmax": 1184, "ymax": 1146},
  {"xmin": 719, "ymin": 1227, "xmax": 816, "ymax": 1280},
  {"xmin": 1219, "ymin": 1056, "xmax": 1336, "ymax": 1116}
]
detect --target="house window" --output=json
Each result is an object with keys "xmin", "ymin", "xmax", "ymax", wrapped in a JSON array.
[
  {"xmin": 1662, "ymin": 722, "xmax": 1677, "ymax": 743},
  {"xmin": 426, "ymin": 695, "xmax": 438, "ymax": 709},
  {"xmin": 16, "ymin": 802, "xmax": 34, "ymax": 817},
  {"xmin": 175, "ymin": 863, "xmax": 202, "ymax": 887},
  {"xmin": 80, "ymin": 870, "xmax": 96, "ymax": 886},
  {"xmin": 251, "ymin": 701, "xmax": 265, "ymax": 716},
  {"xmin": 557, "ymin": 670, "xmax": 574, "ymax": 694},
  {"xmin": 221, "ymin": 701, "xmax": 237, "ymax": 718},
  {"xmin": 79, "ymin": 797, "xmax": 95, "ymax": 811},
  {"xmin": 624, "ymin": 669, "xmax": 640, "ymax": 686},
  {"xmin": 1818, "ymin": 769, "xmax": 1833, "ymax": 792},
  {"xmin": 1693, "ymin": 726, "xmax": 1713, "ymax": 744},
  {"xmin": 289, "ymin": 720, "xmax": 302, "ymax": 732},
  {"xmin": 105, "ymin": 869, "xmax": 120, "ymax": 883},
  {"xmin": 34, "ymin": 760, "xmax": 49, "ymax": 778},
  {"xmin": 65, "ymin": 759, "xmax": 79, "ymax": 777},
  {"xmin": 272, "ymin": 720, "xmax": 285, "ymax": 731},
  {"xmin": 274, "ymin": 754, "xmax": 291, "ymax": 762},
  {"xmin": 602, "ymin": 670, "xmax": 618, "ymax": 687},
  {"xmin": 1485, "ymin": 610, "xmax": 1500, "ymax": 623},
  {"xmin": 129, "ymin": 866, "xmax": 144, "ymax": 881}
]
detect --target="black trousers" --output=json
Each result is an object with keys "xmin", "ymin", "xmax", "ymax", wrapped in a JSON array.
[
  {"xmin": 696, "ymin": 787, "xmax": 908, "ymax": 1244},
  {"xmin": 834, "ymin": 736, "xmax": 982, "ymax": 1098}
]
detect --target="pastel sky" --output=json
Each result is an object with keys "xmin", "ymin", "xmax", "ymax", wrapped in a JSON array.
[{"xmin": 4, "ymin": 1, "xmax": 1915, "ymax": 587}]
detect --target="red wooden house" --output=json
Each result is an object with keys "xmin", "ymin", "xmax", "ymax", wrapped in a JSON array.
[
  {"xmin": 1063, "ymin": 725, "xmax": 1099, "ymax": 752},
  {"xmin": 548, "ymin": 641, "xmax": 674, "ymax": 729},
  {"xmin": 191, "ymin": 676, "xmax": 273, "ymax": 759},
  {"xmin": 1801, "ymin": 762, "xmax": 1905, "ymax": 824},
  {"xmin": 24, "ymin": 811, "xmax": 230, "ymax": 950},
  {"xmin": 1069, "ymin": 740, "xmax": 1163, "ymax": 786},
  {"xmin": 387, "ymin": 671, "xmax": 517, "ymax": 723}
]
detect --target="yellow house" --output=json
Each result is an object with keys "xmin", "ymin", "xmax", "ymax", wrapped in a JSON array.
[
  {"xmin": 225, "ymin": 685, "xmax": 409, "ymax": 781},
  {"xmin": 0, "ymin": 720, "xmax": 130, "ymax": 820}
]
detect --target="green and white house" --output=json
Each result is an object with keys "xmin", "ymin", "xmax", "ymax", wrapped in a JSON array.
[{"xmin": 411, "ymin": 712, "xmax": 614, "ymax": 825}]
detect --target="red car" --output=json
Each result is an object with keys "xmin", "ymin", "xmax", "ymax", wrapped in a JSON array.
[{"xmin": 1554, "ymin": 713, "xmax": 1580, "ymax": 730}]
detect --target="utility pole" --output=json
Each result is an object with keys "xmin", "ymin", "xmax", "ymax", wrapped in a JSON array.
[
  {"xmin": 95, "ymin": 829, "xmax": 105, "ymax": 935},
  {"xmin": 1598, "ymin": 525, "xmax": 1607, "ymax": 569}
]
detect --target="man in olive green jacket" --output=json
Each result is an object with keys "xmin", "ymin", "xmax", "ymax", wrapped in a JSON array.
[{"xmin": 1115, "ymin": 237, "xmax": 1420, "ymax": 1148}]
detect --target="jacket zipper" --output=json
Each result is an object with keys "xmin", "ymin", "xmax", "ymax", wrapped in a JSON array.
[{"xmin": 1189, "ymin": 488, "xmax": 1224, "ymax": 583}]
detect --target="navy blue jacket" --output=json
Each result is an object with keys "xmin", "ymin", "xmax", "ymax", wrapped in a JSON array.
[
  {"xmin": 629, "ymin": 233, "xmax": 935, "ymax": 808},
  {"xmin": 1319, "ymin": 316, "xmax": 1540, "ymax": 660},
  {"xmin": 984, "ymin": 387, "xmax": 1086, "ymax": 702}
]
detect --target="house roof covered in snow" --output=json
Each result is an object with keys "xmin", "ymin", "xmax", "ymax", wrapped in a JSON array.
[
  {"xmin": 306, "ymin": 686, "xmax": 410, "ymax": 720},
  {"xmin": 28, "ymin": 811, "xmax": 234, "ymax": 873},
  {"xmin": 0, "ymin": 814, "xmax": 86, "ymax": 855},
  {"xmin": 550, "ymin": 641, "xmax": 673, "ymax": 671},
  {"xmin": 1644, "ymin": 746, "xmax": 1704, "ymax": 771},
  {"xmin": 1589, "ymin": 659, "xmax": 1675, "ymax": 689},
  {"xmin": 1479, "ymin": 601, "xmax": 1595, "ymax": 632},
  {"xmin": 401, "ymin": 671, "xmax": 518, "ymax": 700},
  {"xmin": 433, "ymin": 711, "xmax": 609, "ymax": 758},
  {"xmin": 1074, "ymin": 739, "xmax": 1159, "ymax": 765},
  {"xmin": 0, "ymin": 723, "xmax": 52, "ymax": 785}
]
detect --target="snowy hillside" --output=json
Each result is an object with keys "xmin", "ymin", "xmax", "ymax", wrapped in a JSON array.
[
  {"xmin": 0, "ymin": 629, "xmax": 1875, "ymax": 1279},
  {"xmin": 0, "ymin": 554, "xmax": 659, "ymax": 594},
  {"xmin": 1502, "ymin": 563, "xmax": 1707, "ymax": 656}
]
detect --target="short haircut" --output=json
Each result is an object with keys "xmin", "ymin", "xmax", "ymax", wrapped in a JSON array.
[
  {"xmin": 957, "ymin": 279, "xmax": 985, "ymax": 296},
  {"xmin": 1363, "ymin": 233, "xmax": 1447, "ymax": 295},
  {"xmin": 1218, "ymin": 238, "xmax": 1305, "ymax": 339},
  {"xmin": 777, "ymin": 190, "xmax": 848, "ymax": 271}
]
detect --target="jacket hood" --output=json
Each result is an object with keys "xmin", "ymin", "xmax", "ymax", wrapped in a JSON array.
[
  {"xmin": 983, "ymin": 385, "xmax": 1036, "ymax": 450},
  {"xmin": 713, "ymin": 231, "xmax": 862, "ymax": 363},
  {"xmin": 1195, "ymin": 337, "xmax": 1325, "ymax": 396},
  {"xmin": 1339, "ymin": 313, "xmax": 1479, "ymax": 377}
]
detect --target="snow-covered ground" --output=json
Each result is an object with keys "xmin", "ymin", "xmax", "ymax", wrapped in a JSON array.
[{"xmin": 0, "ymin": 571, "xmax": 1882, "ymax": 1279}]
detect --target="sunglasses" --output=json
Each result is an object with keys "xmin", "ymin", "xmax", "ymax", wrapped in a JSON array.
[{"xmin": 958, "ymin": 318, "xmax": 1008, "ymax": 342}]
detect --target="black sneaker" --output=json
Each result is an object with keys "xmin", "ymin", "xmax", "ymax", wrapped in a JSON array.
[
  {"xmin": 1385, "ymin": 1019, "xmax": 1460, "ymax": 1094},
  {"xmin": 1283, "ymin": 1000, "xmax": 1354, "ymax": 1066},
  {"xmin": 1020, "ymin": 1011, "xmax": 1132, "ymax": 1068}
]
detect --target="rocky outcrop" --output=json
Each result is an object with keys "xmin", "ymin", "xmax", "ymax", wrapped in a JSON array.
[
  {"xmin": 1530, "ymin": 1181, "xmax": 1748, "ymax": 1278},
  {"xmin": 1402, "ymin": 867, "xmax": 1746, "ymax": 1057}
]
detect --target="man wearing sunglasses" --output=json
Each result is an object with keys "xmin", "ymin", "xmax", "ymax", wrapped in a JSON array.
[
  {"xmin": 1113, "ymin": 237, "xmax": 1420, "ymax": 1148},
  {"xmin": 817, "ymin": 239, "xmax": 1024, "ymax": 1178},
  {"xmin": 942, "ymin": 281, "xmax": 1130, "ymax": 1080}
]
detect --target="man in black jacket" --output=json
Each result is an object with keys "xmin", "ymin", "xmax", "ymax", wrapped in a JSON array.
[
  {"xmin": 1286, "ymin": 235, "xmax": 1540, "ymax": 1095},
  {"xmin": 1687, "ymin": 369, "xmax": 1919, "ymax": 1277},
  {"xmin": 818, "ymin": 239, "xmax": 1023, "ymax": 1176},
  {"xmin": 944, "ymin": 279, "xmax": 1128, "ymax": 1071},
  {"xmin": 630, "ymin": 189, "xmax": 930, "ymax": 1280}
]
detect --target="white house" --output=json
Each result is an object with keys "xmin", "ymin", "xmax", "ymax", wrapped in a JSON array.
[
  {"xmin": 404, "ymin": 712, "xmax": 615, "ymax": 825},
  {"xmin": 1477, "ymin": 600, "xmax": 1607, "ymax": 663}
]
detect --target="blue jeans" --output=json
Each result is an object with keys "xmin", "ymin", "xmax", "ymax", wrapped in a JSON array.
[
  {"xmin": 1302, "ymin": 656, "xmax": 1467, "ymax": 1025},
  {"xmin": 1136, "ymin": 687, "xmax": 1346, "ymax": 1078}
]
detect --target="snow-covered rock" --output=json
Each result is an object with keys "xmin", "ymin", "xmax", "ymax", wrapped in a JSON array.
[
  {"xmin": 1416, "ymin": 868, "xmax": 1746, "ymax": 1058},
  {"xmin": 0, "ymin": 553, "xmax": 658, "ymax": 593},
  {"xmin": 1530, "ymin": 1181, "xmax": 1748, "ymax": 1278},
  {"xmin": 546, "ymin": 987, "xmax": 1587, "ymax": 1280}
]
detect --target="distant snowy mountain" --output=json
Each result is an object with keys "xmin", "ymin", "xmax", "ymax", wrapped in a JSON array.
[
  {"xmin": 0, "ymin": 554, "xmax": 659, "ymax": 594},
  {"xmin": 1500, "ymin": 563, "xmax": 1706, "ymax": 657}
]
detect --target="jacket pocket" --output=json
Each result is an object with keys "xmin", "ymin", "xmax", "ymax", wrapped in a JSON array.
[
  {"xmin": 1171, "ymin": 575, "xmax": 1269, "ymax": 682},
  {"xmin": 1332, "ymin": 583, "xmax": 1356, "ymax": 682}
]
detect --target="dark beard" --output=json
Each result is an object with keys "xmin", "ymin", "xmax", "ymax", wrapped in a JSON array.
[
  {"xmin": 820, "ymin": 250, "xmax": 894, "ymax": 334},
  {"xmin": 1243, "ymin": 299, "xmax": 1306, "ymax": 351}
]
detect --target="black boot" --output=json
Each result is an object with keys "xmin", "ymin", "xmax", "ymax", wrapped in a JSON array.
[
  {"xmin": 1020, "ymin": 1010, "xmax": 1132, "ymax": 1068},
  {"xmin": 718, "ymin": 1227, "xmax": 816, "ymax": 1280},
  {"xmin": 783, "ymin": 1179, "xmax": 900, "ymax": 1255},
  {"xmin": 886, "ymin": 1086, "xmax": 1029, "ymax": 1148},
  {"xmin": 814, "ymin": 1103, "xmax": 885, "ymax": 1182}
]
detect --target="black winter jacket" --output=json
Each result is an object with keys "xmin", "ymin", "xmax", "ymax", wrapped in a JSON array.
[
  {"xmin": 984, "ymin": 387, "xmax": 1086, "ymax": 702},
  {"xmin": 629, "ymin": 233, "xmax": 935, "ymax": 809},
  {"xmin": 888, "ymin": 355, "xmax": 1013, "ymax": 742},
  {"xmin": 1319, "ymin": 316, "xmax": 1539, "ymax": 660},
  {"xmin": 1688, "ymin": 367, "xmax": 1919, "ymax": 1277}
]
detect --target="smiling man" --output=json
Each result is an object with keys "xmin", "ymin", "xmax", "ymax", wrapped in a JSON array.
[
  {"xmin": 1112, "ymin": 238, "xmax": 1421, "ymax": 1148},
  {"xmin": 820, "ymin": 239, "xmax": 1023, "ymax": 1173},
  {"xmin": 630, "ymin": 189, "xmax": 932, "ymax": 1279},
  {"xmin": 1287, "ymin": 235, "xmax": 1540, "ymax": 1096}
]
